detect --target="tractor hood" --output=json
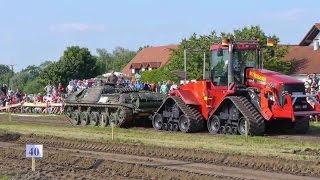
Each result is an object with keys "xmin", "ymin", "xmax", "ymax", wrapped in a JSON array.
[{"xmin": 246, "ymin": 68, "xmax": 303, "ymax": 86}]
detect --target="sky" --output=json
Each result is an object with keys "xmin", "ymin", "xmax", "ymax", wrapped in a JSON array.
[{"xmin": 0, "ymin": 0, "xmax": 319, "ymax": 71}]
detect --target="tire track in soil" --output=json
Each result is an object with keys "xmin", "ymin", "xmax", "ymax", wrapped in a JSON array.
[
  {"xmin": 0, "ymin": 142, "xmax": 317, "ymax": 180},
  {"xmin": 1, "ymin": 134, "xmax": 320, "ymax": 179},
  {"xmin": 15, "ymin": 134, "xmax": 320, "ymax": 178},
  {"xmin": 0, "ymin": 143, "xmax": 228, "ymax": 180}
]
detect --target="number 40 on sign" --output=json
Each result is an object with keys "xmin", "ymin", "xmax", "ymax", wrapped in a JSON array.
[{"xmin": 26, "ymin": 144, "xmax": 43, "ymax": 171}]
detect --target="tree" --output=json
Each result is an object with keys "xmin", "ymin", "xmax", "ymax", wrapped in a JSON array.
[
  {"xmin": 144, "ymin": 25, "xmax": 293, "ymax": 82},
  {"xmin": 96, "ymin": 48, "xmax": 112, "ymax": 74},
  {"xmin": 95, "ymin": 46, "xmax": 136, "ymax": 74},
  {"xmin": 0, "ymin": 64, "xmax": 14, "ymax": 85},
  {"xmin": 40, "ymin": 46, "xmax": 98, "ymax": 86}
]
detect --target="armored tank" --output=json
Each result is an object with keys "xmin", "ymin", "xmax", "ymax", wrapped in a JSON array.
[{"xmin": 64, "ymin": 84, "xmax": 164, "ymax": 127}]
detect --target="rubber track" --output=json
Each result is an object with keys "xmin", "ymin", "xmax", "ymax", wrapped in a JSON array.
[
  {"xmin": 226, "ymin": 96, "xmax": 265, "ymax": 135},
  {"xmin": 170, "ymin": 96, "xmax": 204, "ymax": 132}
]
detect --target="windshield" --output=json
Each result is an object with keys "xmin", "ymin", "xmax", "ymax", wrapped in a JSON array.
[{"xmin": 211, "ymin": 48, "xmax": 259, "ymax": 85}]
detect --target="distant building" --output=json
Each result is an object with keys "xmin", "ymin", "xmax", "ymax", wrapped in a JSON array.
[
  {"xmin": 284, "ymin": 23, "xmax": 320, "ymax": 81},
  {"xmin": 122, "ymin": 45, "xmax": 178, "ymax": 76}
]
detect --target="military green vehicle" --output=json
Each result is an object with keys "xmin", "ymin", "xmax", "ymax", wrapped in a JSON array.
[{"xmin": 64, "ymin": 84, "xmax": 164, "ymax": 127}]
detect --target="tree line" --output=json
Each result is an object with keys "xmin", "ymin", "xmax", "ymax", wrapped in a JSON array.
[
  {"xmin": 141, "ymin": 26, "xmax": 293, "ymax": 83},
  {"xmin": 0, "ymin": 25, "xmax": 295, "ymax": 94},
  {"xmin": 0, "ymin": 46, "xmax": 136, "ymax": 94}
]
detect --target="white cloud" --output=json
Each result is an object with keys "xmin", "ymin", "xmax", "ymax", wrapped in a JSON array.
[
  {"xmin": 262, "ymin": 8, "xmax": 306, "ymax": 21},
  {"xmin": 50, "ymin": 22, "xmax": 106, "ymax": 33}
]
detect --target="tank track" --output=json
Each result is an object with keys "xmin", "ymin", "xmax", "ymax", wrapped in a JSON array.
[
  {"xmin": 226, "ymin": 96, "xmax": 265, "ymax": 135},
  {"xmin": 170, "ymin": 96, "xmax": 204, "ymax": 132},
  {"xmin": 64, "ymin": 104, "xmax": 134, "ymax": 128}
]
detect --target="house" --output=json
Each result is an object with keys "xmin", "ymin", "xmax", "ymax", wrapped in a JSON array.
[
  {"xmin": 122, "ymin": 45, "xmax": 178, "ymax": 76},
  {"xmin": 284, "ymin": 23, "xmax": 320, "ymax": 81}
]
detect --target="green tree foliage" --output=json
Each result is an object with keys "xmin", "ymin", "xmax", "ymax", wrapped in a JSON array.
[
  {"xmin": 230, "ymin": 26, "xmax": 293, "ymax": 74},
  {"xmin": 96, "ymin": 47, "xmax": 136, "ymax": 74},
  {"xmin": 40, "ymin": 46, "xmax": 98, "ymax": 86},
  {"xmin": 142, "ymin": 25, "xmax": 293, "ymax": 81},
  {"xmin": 9, "ymin": 61, "xmax": 52, "ymax": 93},
  {"xmin": 141, "ymin": 66, "xmax": 178, "ymax": 83},
  {"xmin": 0, "ymin": 64, "xmax": 14, "ymax": 85},
  {"xmin": 168, "ymin": 32, "xmax": 221, "ymax": 80}
]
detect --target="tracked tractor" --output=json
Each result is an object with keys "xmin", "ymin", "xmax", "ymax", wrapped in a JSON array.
[{"xmin": 152, "ymin": 39, "xmax": 320, "ymax": 135}]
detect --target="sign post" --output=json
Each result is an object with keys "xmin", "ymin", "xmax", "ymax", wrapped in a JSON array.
[
  {"xmin": 26, "ymin": 144, "xmax": 43, "ymax": 171},
  {"xmin": 111, "ymin": 123, "xmax": 114, "ymax": 140}
]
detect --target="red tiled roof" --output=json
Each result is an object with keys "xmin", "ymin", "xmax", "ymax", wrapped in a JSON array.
[
  {"xmin": 299, "ymin": 23, "xmax": 320, "ymax": 46},
  {"xmin": 284, "ymin": 45, "xmax": 320, "ymax": 74},
  {"xmin": 122, "ymin": 45, "xmax": 178, "ymax": 75}
]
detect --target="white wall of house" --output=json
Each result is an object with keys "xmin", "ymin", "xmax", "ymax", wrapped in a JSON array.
[{"xmin": 309, "ymin": 32, "xmax": 320, "ymax": 47}]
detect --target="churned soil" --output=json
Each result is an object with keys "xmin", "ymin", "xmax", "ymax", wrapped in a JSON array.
[{"xmin": 0, "ymin": 133, "xmax": 319, "ymax": 179}]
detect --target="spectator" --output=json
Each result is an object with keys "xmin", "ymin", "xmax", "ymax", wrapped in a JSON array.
[
  {"xmin": 160, "ymin": 81, "xmax": 169, "ymax": 94},
  {"xmin": 58, "ymin": 83, "xmax": 65, "ymax": 94},
  {"xmin": 170, "ymin": 82, "xmax": 178, "ymax": 91},
  {"xmin": 107, "ymin": 70, "xmax": 118, "ymax": 84},
  {"xmin": 143, "ymin": 82, "xmax": 150, "ymax": 91},
  {"xmin": 44, "ymin": 84, "xmax": 53, "ymax": 96},
  {"xmin": 134, "ymin": 80, "xmax": 144, "ymax": 90}
]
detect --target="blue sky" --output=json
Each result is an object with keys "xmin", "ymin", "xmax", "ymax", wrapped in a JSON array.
[{"xmin": 0, "ymin": 0, "xmax": 319, "ymax": 71}]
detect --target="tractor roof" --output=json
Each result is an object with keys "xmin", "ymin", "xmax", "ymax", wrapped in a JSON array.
[{"xmin": 210, "ymin": 41, "xmax": 259, "ymax": 51}]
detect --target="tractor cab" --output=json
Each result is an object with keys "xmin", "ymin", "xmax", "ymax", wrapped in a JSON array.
[{"xmin": 210, "ymin": 40, "xmax": 262, "ymax": 87}]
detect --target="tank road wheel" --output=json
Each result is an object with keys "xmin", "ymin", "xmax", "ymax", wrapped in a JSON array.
[
  {"xmin": 90, "ymin": 112, "xmax": 99, "ymax": 126},
  {"xmin": 238, "ymin": 117, "xmax": 247, "ymax": 135},
  {"xmin": 207, "ymin": 115, "xmax": 221, "ymax": 134},
  {"xmin": 293, "ymin": 116, "xmax": 309, "ymax": 134},
  {"xmin": 99, "ymin": 113, "xmax": 109, "ymax": 127},
  {"xmin": 70, "ymin": 110, "xmax": 80, "ymax": 125},
  {"xmin": 152, "ymin": 113, "xmax": 163, "ymax": 130},
  {"xmin": 65, "ymin": 107, "xmax": 73, "ymax": 118},
  {"xmin": 80, "ymin": 112, "xmax": 90, "ymax": 126},
  {"xmin": 172, "ymin": 124, "xmax": 179, "ymax": 132},
  {"xmin": 179, "ymin": 115, "xmax": 192, "ymax": 133}
]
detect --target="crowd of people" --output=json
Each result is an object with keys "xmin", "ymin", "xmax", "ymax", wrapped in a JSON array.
[
  {"xmin": 305, "ymin": 73, "xmax": 320, "ymax": 94},
  {"xmin": 1, "ymin": 72, "xmax": 320, "ymax": 113}
]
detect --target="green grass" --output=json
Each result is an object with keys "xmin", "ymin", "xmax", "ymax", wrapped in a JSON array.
[
  {"xmin": 0, "ymin": 175, "xmax": 10, "ymax": 180},
  {"xmin": 1, "ymin": 119, "xmax": 320, "ymax": 161}
]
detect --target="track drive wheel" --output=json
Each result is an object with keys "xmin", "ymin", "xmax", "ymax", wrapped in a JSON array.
[
  {"xmin": 179, "ymin": 115, "xmax": 192, "ymax": 133},
  {"xmin": 293, "ymin": 116, "xmax": 309, "ymax": 134},
  {"xmin": 90, "ymin": 112, "xmax": 99, "ymax": 126},
  {"xmin": 70, "ymin": 110, "xmax": 80, "ymax": 125},
  {"xmin": 80, "ymin": 112, "xmax": 90, "ymax": 126},
  {"xmin": 109, "ymin": 107, "xmax": 133, "ymax": 128},
  {"xmin": 152, "ymin": 113, "xmax": 163, "ymax": 130},
  {"xmin": 207, "ymin": 115, "xmax": 220, "ymax": 134}
]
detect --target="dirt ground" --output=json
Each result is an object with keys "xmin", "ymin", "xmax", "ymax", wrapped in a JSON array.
[{"xmin": 0, "ymin": 114, "xmax": 320, "ymax": 179}]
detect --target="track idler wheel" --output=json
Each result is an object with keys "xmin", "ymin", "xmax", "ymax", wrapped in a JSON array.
[
  {"xmin": 207, "ymin": 115, "xmax": 220, "ymax": 134},
  {"xmin": 70, "ymin": 110, "xmax": 80, "ymax": 125},
  {"xmin": 90, "ymin": 112, "xmax": 99, "ymax": 126},
  {"xmin": 178, "ymin": 115, "xmax": 192, "ymax": 133},
  {"xmin": 152, "ymin": 113, "xmax": 163, "ymax": 130},
  {"xmin": 80, "ymin": 112, "xmax": 90, "ymax": 126},
  {"xmin": 99, "ymin": 113, "xmax": 109, "ymax": 127}
]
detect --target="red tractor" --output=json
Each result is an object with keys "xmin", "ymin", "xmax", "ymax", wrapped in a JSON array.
[{"xmin": 152, "ymin": 39, "xmax": 320, "ymax": 135}]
